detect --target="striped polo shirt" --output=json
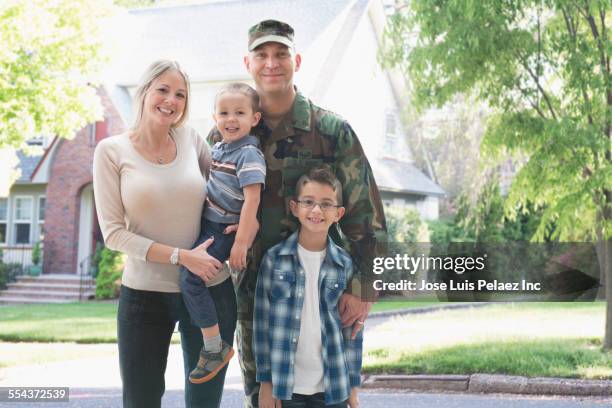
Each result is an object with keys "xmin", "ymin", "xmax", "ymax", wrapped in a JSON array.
[{"xmin": 204, "ymin": 135, "xmax": 266, "ymax": 224}]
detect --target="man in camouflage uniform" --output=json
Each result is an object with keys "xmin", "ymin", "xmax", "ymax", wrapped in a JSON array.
[{"xmin": 209, "ymin": 20, "xmax": 387, "ymax": 407}]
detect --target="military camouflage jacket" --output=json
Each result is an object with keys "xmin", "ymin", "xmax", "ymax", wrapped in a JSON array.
[{"xmin": 209, "ymin": 90, "xmax": 386, "ymax": 300}]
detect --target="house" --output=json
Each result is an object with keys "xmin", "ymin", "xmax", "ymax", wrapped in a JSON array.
[{"xmin": 2, "ymin": 0, "xmax": 444, "ymax": 277}]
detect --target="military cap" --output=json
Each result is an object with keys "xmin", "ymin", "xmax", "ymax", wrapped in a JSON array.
[{"xmin": 248, "ymin": 19, "xmax": 295, "ymax": 51}]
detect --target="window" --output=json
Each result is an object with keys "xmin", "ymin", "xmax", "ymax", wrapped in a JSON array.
[
  {"xmin": 38, "ymin": 196, "xmax": 46, "ymax": 241},
  {"xmin": 0, "ymin": 198, "xmax": 7, "ymax": 244},
  {"xmin": 88, "ymin": 123, "xmax": 97, "ymax": 146},
  {"xmin": 384, "ymin": 112, "xmax": 398, "ymax": 156},
  {"xmin": 13, "ymin": 197, "xmax": 33, "ymax": 245}
]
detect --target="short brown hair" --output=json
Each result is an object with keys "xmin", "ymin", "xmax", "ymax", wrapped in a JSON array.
[
  {"xmin": 295, "ymin": 165, "xmax": 343, "ymax": 205},
  {"xmin": 215, "ymin": 82, "xmax": 260, "ymax": 113}
]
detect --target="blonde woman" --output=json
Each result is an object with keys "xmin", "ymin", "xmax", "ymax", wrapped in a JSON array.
[{"xmin": 93, "ymin": 60, "xmax": 237, "ymax": 408}]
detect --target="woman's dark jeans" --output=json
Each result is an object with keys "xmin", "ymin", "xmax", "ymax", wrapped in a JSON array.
[{"xmin": 117, "ymin": 278, "xmax": 237, "ymax": 408}]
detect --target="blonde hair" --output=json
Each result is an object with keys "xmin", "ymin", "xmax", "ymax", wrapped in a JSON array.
[{"xmin": 131, "ymin": 60, "xmax": 191, "ymax": 130}]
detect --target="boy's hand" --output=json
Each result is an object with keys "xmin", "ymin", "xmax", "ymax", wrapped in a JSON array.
[
  {"xmin": 259, "ymin": 382, "xmax": 281, "ymax": 408},
  {"xmin": 348, "ymin": 387, "xmax": 359, "ymax": 408},
  {"xmin": 229, "ymin": 242, "xmax": 248, "ymax": 270}
]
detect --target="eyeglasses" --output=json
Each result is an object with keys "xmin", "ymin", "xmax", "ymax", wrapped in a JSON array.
[{"xmin": 295, "ymin": 199, "xmax": 340, "ymax": 212}]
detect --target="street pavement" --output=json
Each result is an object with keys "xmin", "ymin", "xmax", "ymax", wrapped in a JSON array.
[{"xmin": 1, "ymin": 386, "xmax": 611, "ymax": 407}]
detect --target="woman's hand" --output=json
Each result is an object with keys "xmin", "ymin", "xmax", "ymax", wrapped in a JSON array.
[
  {"xmin": 180, "ymin": 237, "xmax": 222, "ymax": 282},
  {"xmin": 348, "ymin": 387, "xmax": 359, "ymax": 408},
  {"xmin": 259, "ymin": 382, "xmax": 281, "ymax": 408}
]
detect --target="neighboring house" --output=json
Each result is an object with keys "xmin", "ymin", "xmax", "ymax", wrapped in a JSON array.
[
  {"xmin": 3, "ymin": 0, "xmax": 443, "ymax": 275},
  {"xmin": 2, "ymin": 88, "xmax": 125, "ymax": 273}
]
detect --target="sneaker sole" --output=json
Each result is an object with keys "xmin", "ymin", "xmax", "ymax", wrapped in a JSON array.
[{"xmin": 189, "ymin": 347, "xmax": 235, "ymax": 384}]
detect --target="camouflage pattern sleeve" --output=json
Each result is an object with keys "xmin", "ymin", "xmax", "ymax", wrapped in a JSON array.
[
  {"xmin": 206, "ymin": 126, "xmax": 225, "ymax": 145},
  {"xmin": 326, "ymin": 116, "xmax": 387, "ymax": 301}
]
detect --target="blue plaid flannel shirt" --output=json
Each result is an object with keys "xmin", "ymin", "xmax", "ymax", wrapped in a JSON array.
[{"xmin": 253, "ymin": 230, "xmax": 363, "ymax": 404}]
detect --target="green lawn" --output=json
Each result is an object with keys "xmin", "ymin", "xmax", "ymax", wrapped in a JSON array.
[
  {"xmin": 363, "ymin": 302, "xmax": 612, "ymax": 379},
  {"xmin": 0, "ymin": 302, "xmax": 118, "ymax": 343},
  {"xmin": 371, "ymin": 300, "xmax": 440, "ymax": 313}
]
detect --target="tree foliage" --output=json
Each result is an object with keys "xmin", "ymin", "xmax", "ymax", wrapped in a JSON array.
[
  {"xmin": 380, "ymin": 0, "xmax": 610, "ymax": 243},
  {"xmin": 0, "ymin": 0, "xmax": 112, "ymax": 150},
  {"xmin": 381, "ymin": 0, "xmax": 611, "ymax": 348}
]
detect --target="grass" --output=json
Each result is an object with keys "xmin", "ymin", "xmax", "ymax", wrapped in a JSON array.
[
  {"xmin": 363, "ymin": 302, "xmax": 612, "ymax": 380},
  {"xmin": 0, "ymin": 302, "xmax": 118, "ymax": 343},
  {"xmin": 371, "ymin": 300, "xmax": 440, "ymax": 313},
  {"xmin": 365, "ymin": 338, "xmax": 611, "ymax": 379}
]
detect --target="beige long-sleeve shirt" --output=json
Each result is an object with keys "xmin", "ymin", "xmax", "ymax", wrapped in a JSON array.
[{"xmin": 93, "ymin": 126, "xmax": 229, "ymax": 292}]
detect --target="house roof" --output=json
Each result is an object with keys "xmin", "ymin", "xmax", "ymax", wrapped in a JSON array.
[
  {"xmin": 73, "ymin": 0, "xmax": 444, "ymax": 202},
  {"xmin": 371, "ymin": 158, "xmax": 446, "ymax": 197},
  {"xmin": 15, "ymin": 150, "xmax": 44, "ymax": 183},
  {"xmin": 111, "ymin": 0, "xmax": 354, "ymax": 86}
]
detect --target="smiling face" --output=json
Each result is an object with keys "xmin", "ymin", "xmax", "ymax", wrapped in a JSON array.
[
  {"xmin": 213, "ymin": 92, "xmax": 262, "ymax": 143},
  {"xmin": 142, "ymin": 69, "xmax": 187, "ymax": 128},
  {"xmin": 244, "ymin": 42, "xmax": 301, "ymax": 96},
  {"xmin": 290, "ymin": 181, "xmax": 345, "ymax": 237}
]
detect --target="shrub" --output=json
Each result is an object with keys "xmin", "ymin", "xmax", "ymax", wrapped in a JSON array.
[
  {"xmin": 385, "ymin": 206, "xmax": 429, "ymax": 243},
  {"xmin": 0, "ymin": 261, "xmax": 24, "ymax": 289},
  {"xmin": 90, "ymin": 242, "xmax": 104, "ymax": 279},
  {"xmin": 31, "ymin": 241, "xmax": 42, "ymax": 266},
  {"xmin": 95, "ymin": 247, "xmax": 124, "ymax": 299}
]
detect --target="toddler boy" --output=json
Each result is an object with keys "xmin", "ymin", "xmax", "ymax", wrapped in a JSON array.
[{"xmin": 181, "ymin": 82, "xmax": 265, "ymax": 383}]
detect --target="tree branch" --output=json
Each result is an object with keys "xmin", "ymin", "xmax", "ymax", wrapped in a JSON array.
[
  {"xmin": 561, "ymin": 7, "xmax": 576, "ymax": 38},
  {"xmin": 518, "ymin": 85, "xmax": 547, "ymax": 119},
  {"xmin": 516, "ymin": 51, "xmax": 558, "ymax": 120},
  {"xmin": 583, "ymin": 1, "xmax": 608, "ymax": 76},
  {"xmin": 582, "ymin": 87, "xmax": 595, "ymax": 125}
]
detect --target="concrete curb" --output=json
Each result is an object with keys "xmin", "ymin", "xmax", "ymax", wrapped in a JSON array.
[{"xmin": 362, "ymin": 374, "xmax": 612, "ymax": 396}]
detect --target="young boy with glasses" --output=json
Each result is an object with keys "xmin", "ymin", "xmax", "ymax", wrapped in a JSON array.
[{"xmin": 254, "ymin": 166, "xmax": 361, "ymax": 408}]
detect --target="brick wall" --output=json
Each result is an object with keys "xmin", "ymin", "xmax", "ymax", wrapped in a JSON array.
[{"xmin": 43, "ymin": 87, "xmax": 125, "ymax": 274}]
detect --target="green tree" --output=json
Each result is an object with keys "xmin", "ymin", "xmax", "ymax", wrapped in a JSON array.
[
  {"xmin": 381, "ymin": 0, "xmax": 611, "ymax": 347},
  {"xmin": 1, "ymin": 0, "xmax": 112, "ymax": 179}
]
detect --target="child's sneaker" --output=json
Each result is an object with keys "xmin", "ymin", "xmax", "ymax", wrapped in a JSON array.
[{"xmin": 189, "ymin": 341, "xmax": 234, "ymax": 384}]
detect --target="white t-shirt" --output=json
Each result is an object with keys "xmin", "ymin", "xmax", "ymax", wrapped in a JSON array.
[{"xmin": 293, "ymin": 244, "xmax": 327, "ymax": 395}]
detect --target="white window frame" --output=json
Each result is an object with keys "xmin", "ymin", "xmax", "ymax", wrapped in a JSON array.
[
  {"xmin": 13, "ymin": 195, "xmax": 33, "ymax": 245},
  {"xmin": 0, "ymin": 198, "xmax": 8, "ymax": 245},
  {"xmin": 38, "ymin": 195, "xmax": 46, "ymax": 242},
  {"xmin": 384, "ymin": 111, "xmax": 399, "ymax": 156}
]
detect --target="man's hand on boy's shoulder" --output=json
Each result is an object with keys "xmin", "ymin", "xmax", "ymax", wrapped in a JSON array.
[{"xmin": 339, "ymin": 293, "xmax": 372, "ymax": 339}]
